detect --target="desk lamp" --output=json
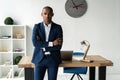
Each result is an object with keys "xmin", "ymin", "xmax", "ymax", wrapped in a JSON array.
[{"xmin": 80, "ymin": 40, "xmax": 91, "ymax": 62}]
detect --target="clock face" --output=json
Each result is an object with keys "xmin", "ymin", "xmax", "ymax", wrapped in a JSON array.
[{"xmin": 65, "ymin": 0, "xmax": 87, "ymax": 18}]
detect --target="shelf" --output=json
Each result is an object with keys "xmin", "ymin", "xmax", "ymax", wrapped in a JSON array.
[
  {"xmin": 0, "ymin": 65, "xmax": 13, "ymax": 67},
  {"xmin": 0, "ymin": 38, "xmax": 11, "ymax": 40},
  {"xmin": 13, "ymin": 51, "xmax": 25, "ymax": 53},
  {"xmin": 0, "ymin": 25, "xmax": 26, "ymax": 78},
  {"xmin": 12, "ymin": 38, "xmax": 25, "ymax": 40},
  {"xmin": 0, "ymin": 51, "xmax": 12, "ymax": 54},
  {"xmin": 0, "ymin": 77, "xmax": 13, "ymax": 80}
]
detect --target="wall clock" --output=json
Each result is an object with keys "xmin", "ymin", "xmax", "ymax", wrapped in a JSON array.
[{"xmin": 65, "ymin": 0, "xmax": 88, "ymax": 18}]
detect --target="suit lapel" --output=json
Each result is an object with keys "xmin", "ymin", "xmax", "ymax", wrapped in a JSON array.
[{"xmin": 40, "ymin": 22, "xmax": 46, "ymax": 41}]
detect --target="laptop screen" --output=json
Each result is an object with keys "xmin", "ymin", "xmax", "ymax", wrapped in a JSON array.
[{"xmin": 61, "ymin": 51, "xmax": 73, "ymax": 61}]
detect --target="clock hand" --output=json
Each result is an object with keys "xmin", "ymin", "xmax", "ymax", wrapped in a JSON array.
[
  {"xmin": 73, "ymin": 4, "xmax": 84, "ymax": 9},
  {"xmin": 71, "ymin": 0, "xmax": 78, "ymax": 9}
]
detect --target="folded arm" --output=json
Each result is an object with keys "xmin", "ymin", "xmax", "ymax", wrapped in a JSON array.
[
  {"xmin": 45, "ymin": 25, "xmax": 63, "ymax": 51},
  {"xmin": 32, "ymin": 24, "xmax": 49, "ymax": 48},
  {"xmin": 32, "ymin": 24, "xmax": 63, "ymax": 51}
]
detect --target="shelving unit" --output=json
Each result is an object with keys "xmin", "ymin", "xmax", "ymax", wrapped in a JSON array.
[{"xmin": 0, "ymin": 25, "xmax": 26, "ymax": 79}]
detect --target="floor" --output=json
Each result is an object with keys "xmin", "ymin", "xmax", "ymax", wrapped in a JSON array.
[{"xmin": 0, "ymin": 74, "xmax": 120, "ymax": 80}]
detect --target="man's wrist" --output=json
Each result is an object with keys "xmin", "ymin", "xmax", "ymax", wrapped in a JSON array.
[
  {"xmin": 42, "ymin": 48, "xmax": 46, "ymax": 51},
  {"xmin": 45, "ymin": 52, "xmax": 51, "ymax": 55},
  {"xmin": 48, "ymin": 42, "xmax": 53, "ymax": 47}
]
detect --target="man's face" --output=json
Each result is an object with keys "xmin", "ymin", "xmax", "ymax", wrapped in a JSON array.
[{"xmin": 41, "ymin": 8, "xmax": 53, "ymax": 25}]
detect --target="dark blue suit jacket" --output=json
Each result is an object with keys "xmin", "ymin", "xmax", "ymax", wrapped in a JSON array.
[{"xmin": 32, "ymin": 22, "xmax": 63, "ymax": 64}]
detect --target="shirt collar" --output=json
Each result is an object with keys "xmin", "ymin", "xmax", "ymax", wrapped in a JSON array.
[{"xmin": 43, "ymin": 22, "xmax": 52, "ymax": 28}]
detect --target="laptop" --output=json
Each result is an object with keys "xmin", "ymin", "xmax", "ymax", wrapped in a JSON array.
[{"xmin": 61, "ymin": 51, "xmax": 73, "ymax": 61}]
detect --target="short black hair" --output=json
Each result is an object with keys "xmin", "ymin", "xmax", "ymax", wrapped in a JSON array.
[{"xmin": 43, "ymin": 6, "xmax": 53, "ymax": 14}]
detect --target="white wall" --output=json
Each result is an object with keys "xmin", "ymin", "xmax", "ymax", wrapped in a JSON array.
[{"xmin": 0, "ymin": 0, "xmax": 120, "ymax": 75}]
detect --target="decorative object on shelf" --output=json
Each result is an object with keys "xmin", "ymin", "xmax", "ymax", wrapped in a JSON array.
[
  {"xmin": 16, "ymin": 33, "xmax": 23, "ymax": 39},
  {"xmin": 4, "ymin": 60, "xmax": 11, "ymax": 65},
  {"xmin": 18, "ymin": 68, "xmax": 24, "ymax": 77},
  {"xmin": 14, "ymin": 71, "xmax": 18, "ymax": 76},
  {"xmin": 1, "ymin": 36, "xmax": 11, "ymax": 39},
  {"xmin": 14, "ymin": 56, "xmax": 22, "ymax": 64},
  {"xmin": 14, "ymin": 48, "xmax": 22, "ymax": 52},
  {"xmin": 0, "ymin": 49, "xmax": 8, "ymax": 52},
  {"xmin": 65, "ymin": 0, "xmax": 88, "ymax": 18},
  {"xmin": 4, "ymin": 17, "xmax": 14, "ymax": 25},
  {"xmin": 6, "ymin": 68, "xmax": 13, "ymax": 78}
]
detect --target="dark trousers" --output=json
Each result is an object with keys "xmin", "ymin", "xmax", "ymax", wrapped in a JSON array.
[{"xmin": 34, "ymin": 55, "xmax": 59, "ymax": 80}]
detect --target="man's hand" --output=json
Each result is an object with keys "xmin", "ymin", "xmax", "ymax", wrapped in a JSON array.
[
  {"xmin": 36, "ymin": 35, "xmax": 40, "ymax": 40},
  {"xmin": 53, "ymin": 38, "xmax": 62, "ymax": 46}
]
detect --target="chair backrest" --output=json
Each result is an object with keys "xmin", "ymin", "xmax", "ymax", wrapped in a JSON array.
[
  {"xmin": 64, "ymin": 52, "xmax": 87, "ymax": 74},
  {"xmin": 64, "ymin": 67, "xmax": 87, "ymax": 74}
]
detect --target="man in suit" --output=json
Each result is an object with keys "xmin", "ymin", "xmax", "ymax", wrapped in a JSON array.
[{"xmin": 32, "ymin": 6, "xmax": 63, "ymax": 80}]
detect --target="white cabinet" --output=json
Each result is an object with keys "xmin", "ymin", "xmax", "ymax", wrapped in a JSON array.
[{"xmin": 0, "ymin": 25, "xmax": 26, "ymax": 79}]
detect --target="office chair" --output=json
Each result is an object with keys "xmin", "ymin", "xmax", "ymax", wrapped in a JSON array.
[
  {"xmin": 63, "ymin": 40, "xmax": 90, "ymax": 80},
  {"xmin": 64, "ymin": 52, "xmax": 87, "ymax": 80}
]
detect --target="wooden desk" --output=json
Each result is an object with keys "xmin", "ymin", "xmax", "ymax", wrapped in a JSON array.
[{"xmin": 18, "ymin": 55, "xmax": 113, "ymax": 80}]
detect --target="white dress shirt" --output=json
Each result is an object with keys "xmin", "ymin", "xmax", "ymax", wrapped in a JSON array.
[{"xmin": 43, "ymin": 22, "xmax": 53, "ymax": 55}]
